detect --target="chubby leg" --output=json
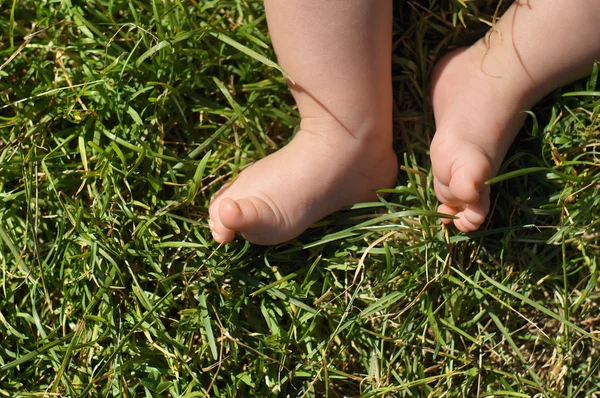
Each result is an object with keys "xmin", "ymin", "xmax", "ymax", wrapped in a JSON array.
[
  {"xmin": 209, "ymin": 0, "xmax": 397, "ymax": 245},
  {"xmin": 430, "ymin": 0, "xmax": 600, "ymax": 232}
]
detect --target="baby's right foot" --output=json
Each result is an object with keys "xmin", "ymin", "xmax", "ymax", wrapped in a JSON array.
[
  {"xmin": 208, "ymin": 118, "xmax": 397, "ymax": 245},
  {"xmin": 430, "ymin": 44, "xmax": 540, "ymax": 232}
]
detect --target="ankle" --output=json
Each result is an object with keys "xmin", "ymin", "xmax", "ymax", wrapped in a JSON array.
[
  {"xmin": 466, "ymin": 42, "xmax": 541, "ymax": 110},
  {"xmin": 300, "ymin": 112, "xmax": 392, "ymax": 143}
]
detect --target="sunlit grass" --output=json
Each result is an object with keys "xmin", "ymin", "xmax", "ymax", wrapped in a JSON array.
[{"xmin": 0, "ymin": 1, "xmax": 599, "ymax": 396}]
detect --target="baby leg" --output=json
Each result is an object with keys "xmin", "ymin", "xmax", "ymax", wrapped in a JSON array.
[
  {"xmin": 209, "ymin": 0, "xmax": 397, "ymax": 245},
  {"xmin": 430, "ymin": 0, "xmax": 600, "ymax": 232}
]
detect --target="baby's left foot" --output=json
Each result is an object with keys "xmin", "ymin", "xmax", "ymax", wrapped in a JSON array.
[
  {"xmin": 431, "ymin": 1, "xmax": 600, "ymax": 232},
  {"xmin": 430, "ymin": 44, "xmax": 539, "ymax": 232}
]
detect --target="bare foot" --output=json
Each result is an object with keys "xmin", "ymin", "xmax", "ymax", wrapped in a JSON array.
[
  {"xmin": 430, "ymin": 44, "xmax": 539, "ymax": 232},
  {"xmin": 430, "ymin": 0, "xmax": 600, "ymax": 233},
  {"xmin": 208, "ymin": 118, "xmax": 397, "ymax": 245}
]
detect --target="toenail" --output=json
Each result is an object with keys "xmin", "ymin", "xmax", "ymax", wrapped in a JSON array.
[
  {"xmin": 208, "ymin": 219, "xmax": 215, "ymax": 229},
  {"xmin": 212, "ymin": 230, "xmax": 223, "ymax": 242}
]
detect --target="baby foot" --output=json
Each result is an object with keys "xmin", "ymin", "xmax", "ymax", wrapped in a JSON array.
[
  {"xmin": 430, "ymin": 44, "xmax": 540, "ymax": 232},
  {"xmin": 208, "ymin": 118, "xmax": 397, "ymax": 245}
]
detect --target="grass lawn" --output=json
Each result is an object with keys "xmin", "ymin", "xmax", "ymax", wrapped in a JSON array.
[{"xmin": 1, "ymin": 0, "xmax": 600, "ymax": 396}]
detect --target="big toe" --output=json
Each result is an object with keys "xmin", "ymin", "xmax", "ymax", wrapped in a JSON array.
[
  {"xmin": 219, "ymin": 196, "xmax": 288, "ymax": 244},
  {"xmin": 447, "ymin": 145, "xmax": 492, "ymax": 205},
  {"xmin": 431, "ymin": 135, "xmax": 488, "ymax": 204}
]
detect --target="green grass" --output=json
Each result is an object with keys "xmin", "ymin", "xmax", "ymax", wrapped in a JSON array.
[{"xmin": 1, "ymin": 0, "xmax": 600, "ymax": 396}]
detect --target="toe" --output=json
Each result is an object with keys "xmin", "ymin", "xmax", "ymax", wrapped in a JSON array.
[
  {"xmin": 219, "ymin": 196, "xmax": 280, "ymax": 233},
  {"xmin": 437, "ymin": 203, "xmax": 458, "ymax": 225},
  {"xmin": 454, "ymin": 214, "xmax": 479, "ymax": 232},
  {"xmin": 452, "ymin": 186, "xmax": 491, "ymax": 233},
  {"xmin": 461, "ymin": 186, "xmax": 491, "ymax": 227},
  {"xmin": 210, "ymin": 215, "xmax": 236, "ymax": 243},
  {"xmin": 430, "ymin": 135, "xmax": 454, "ymax": 187},
  {"xmin": 434, "ymin": 177, "xmax": 461, "ymax": 207},
  {"xmin": 462, "ymin": 206, "xmax": 486, "ymax": 227},
  {"xmin": 448, "ymin": 147, "xmax": 492, "ymax": 204},
  {"xmin": 209, "ymin": 197, "xmax": 236, "ymax": 244},
  {"xmin": 211, "ymin": 226, "xmax": 235, "ymax": 244}
]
